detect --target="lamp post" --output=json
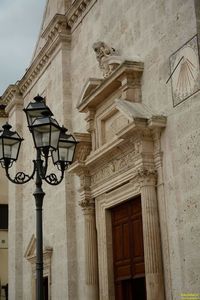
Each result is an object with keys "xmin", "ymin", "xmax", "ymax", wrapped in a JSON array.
[{"xmin": 0, "ymin": 95, "xmax": 77, "ymax": 300}]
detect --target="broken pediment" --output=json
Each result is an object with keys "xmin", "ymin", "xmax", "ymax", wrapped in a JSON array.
[{"xmin": 78, "ymin": 60, "xmax": 144, "ymax": 113}]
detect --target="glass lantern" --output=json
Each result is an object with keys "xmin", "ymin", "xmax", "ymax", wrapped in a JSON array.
[
  {"xmin": 30, "ymin": 114, "xmax": 61, "ymax": 153},
  {"xmin": 23, "ymin": 95, "xmax": 53, "ymax": 127},
  {"xmin": 52, "ymin": 127, "xmax": 77, "ymax": 167},
  {"xmin": 0, "ymin": 123, "xmax": 23, "ymax": 167}
]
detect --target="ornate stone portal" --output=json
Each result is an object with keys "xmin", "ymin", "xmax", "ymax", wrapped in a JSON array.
[{"xmin": 69, "ymin": 59, "xmax": 167, "ymax": 300}]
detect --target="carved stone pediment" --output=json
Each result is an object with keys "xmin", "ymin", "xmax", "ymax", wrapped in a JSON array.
[{"xmin": 78, "ymin": 60, "xmax": 144, "ymax": 113}]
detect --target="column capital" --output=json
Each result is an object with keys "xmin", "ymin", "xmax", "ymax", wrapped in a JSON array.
[
  {"xmin": 79, "ymin": 191, "xmax": 94, "ymax": 212},
  {"xmin": 137, "ymin": 167, "xmax": 157, "ymax": 187}
]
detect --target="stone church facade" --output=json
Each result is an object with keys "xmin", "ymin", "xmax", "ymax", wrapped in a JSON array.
[{"xmin": 0, "ymin": 0, "xmax": 200, "ymax": 299}]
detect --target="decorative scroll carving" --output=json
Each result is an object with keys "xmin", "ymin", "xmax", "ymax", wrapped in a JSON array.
[{"xmin": 93, "ymin": 41, "xmax": 122, "ymax": 78}]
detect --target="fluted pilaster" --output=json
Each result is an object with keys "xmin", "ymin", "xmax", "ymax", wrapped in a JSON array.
[
  {"xmin": 153, "ymin": 129, "xmax": 172, "ymax": 299},
  {"xmin": 79, "ymin": 199, "xmax": 99, "ymax": 299},
  {"xmin": 139, "ymin": 169, "xmax": 165, "ymax": 300}
]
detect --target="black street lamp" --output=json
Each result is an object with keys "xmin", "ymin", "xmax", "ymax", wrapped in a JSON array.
[{"xmin": 0, "ymin": 96, "xmax": 77, "ymax": 300}]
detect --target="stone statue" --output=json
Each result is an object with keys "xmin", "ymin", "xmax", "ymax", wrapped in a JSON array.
[{"xmin": 93, "ymin": 41, "xmax": 122, "ymax": 78}]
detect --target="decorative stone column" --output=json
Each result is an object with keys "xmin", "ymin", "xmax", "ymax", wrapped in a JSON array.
[
  {"xmin": 138, "ymin": 168, "xmax": 165, "ymax": 300},
  {"xmin": 78, "ymin": 167, "xmax": 99, "ymax": 300},
  {"xmin": 80, "ymin": 201, "xmax": 99, "ymax": 299},
  {"xmin": 69, "ymin": 132, "xmax": 99, "ymax": 299}
]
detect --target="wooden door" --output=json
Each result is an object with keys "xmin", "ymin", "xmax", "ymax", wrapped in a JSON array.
[{"xmin": 111, "ymin": 197, "xmax": 146, "ymax": 300}]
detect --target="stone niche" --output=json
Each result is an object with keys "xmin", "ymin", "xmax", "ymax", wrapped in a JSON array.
[{"xmin": 69, "ymin": 60, "xmax": 167, "ymax": 300}]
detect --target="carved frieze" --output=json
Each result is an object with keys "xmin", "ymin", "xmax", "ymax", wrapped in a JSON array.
[{"xmin": 91, "ymin": 149, "xmax": 140, "ymax": 186}]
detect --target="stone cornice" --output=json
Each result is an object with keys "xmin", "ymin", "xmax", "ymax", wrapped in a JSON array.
[
  {"xmin": 26, "ymin": 248, "xmax": 53, "ymax": 263},
  {"xmin": 41, "ymin": 14, "xmax": 67, "ymax": 41},
  {"xmin": 5, "ymin": 94, "xmax": 24, "ymax": 115},
  {"xmin": 1, "ymin": 84, "xmax": 20, "ymax": 105},
  {"xmin": 19, "ymin": 14, "xmax": 70, "ymax": 95},
  {"xmin": 66, "ymin": 0, "xmax": 97, "ymax": 31}
]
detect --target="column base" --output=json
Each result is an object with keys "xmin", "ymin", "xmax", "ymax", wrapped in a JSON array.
[{"xmin": 146, "ymin": 273, "xmax": 165, "ymax": 300}]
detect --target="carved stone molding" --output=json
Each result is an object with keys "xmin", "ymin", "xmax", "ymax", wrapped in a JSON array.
[
  {"xmin": 41, "ymin": 14, "xmax": 67, "ymax": 42},
  {"xmin": 69, "ymin": 160, "xmax": 93, "ymax": 208},
  {"xmin": 20, "ymin": 14, "xmax": 70, "ymax": 95},
  {"xmin": 5, "ymin": 89, "xmax": 23, "ymax": 116},
  {"xmin": 1, "ymin": 85, "xmax": 21, "ymax": 106},
  {"xmin": 137, "ymin": 167, "xmax": 157, "ymax": 187},
  {"xmin": 78, "ymin": 61, "xmax": 144, "ymax": 112},
  {"xmin": 78, "ymin": 78, "xmax": 102, "ymax": 108},
  {"xmin": 67, "ymin": 0, "xmax": 97, "ymax": 31},
  {"xmin": 74, "ymin": 132, "xmax": 92, "ymax": 161}
]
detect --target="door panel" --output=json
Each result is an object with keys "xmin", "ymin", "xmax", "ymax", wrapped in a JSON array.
[{"xmin": 111, "ymin": 197, "xmax": 146, "ymax": 300}]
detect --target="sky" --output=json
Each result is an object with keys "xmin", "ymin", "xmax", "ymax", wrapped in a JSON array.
[{"xmin": 0, "ymin": 0, "xmax": 46, "ymax": 95}]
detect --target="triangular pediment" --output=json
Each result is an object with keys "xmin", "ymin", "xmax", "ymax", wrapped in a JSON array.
[
  {"xmin": 78, "ymin": 78, "xmax": 103, "ymax": 107},
  {"xmin": 24, "ymin": 234, "xmax": 36, "ymax": 259},
  {"xmin": 24, "ymin": 234, "xmax": 53, "ymax": 260}
]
